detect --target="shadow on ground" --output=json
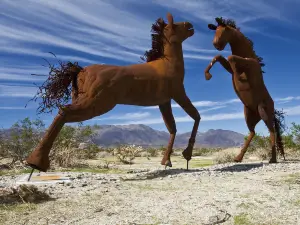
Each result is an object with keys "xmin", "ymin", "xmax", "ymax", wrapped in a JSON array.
[
  {"xmin": 121, "ymin": 168, "xmax": 205, "ymax": 181},
  {"xmin": 214, "ymin": 162, "xmax": 264, "ymax": 172},
  {"xmin": 122, "ymin": 161, "xmax": 295, "ymax": 180}
]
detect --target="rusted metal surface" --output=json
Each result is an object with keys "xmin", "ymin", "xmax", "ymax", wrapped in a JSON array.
[
  {"xmin": 205, "ymin": 17, "xmax": 285, "ymax": 163},
  {"xmin": 26, "ymin": 12, "xmax": 200, "ymax": 172}
]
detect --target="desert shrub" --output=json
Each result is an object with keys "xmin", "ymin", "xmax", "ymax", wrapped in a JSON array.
[
  {"xmin": 244, "ymin": 122, "xmax": 300, "ymax": 158},
  {"xmin": 113, "ymin": 144, "xmax": 143, "ymax": 164},
  {"xmin": 193, "ymin": 147, "xmax": 222, "ymax": 156},
  {"xmin": 214, "ymin": 152, "xmax": 236, "ymax": 164},
  {"xmin": 80, "ymin": 143, "xmax": 100, "ymax": 159},
  {"xmin": 254, "ymin": 148, "xmax": 270, "ymax": 160},
  {"xmin": 290, "ymin": 122, "xmax": 300, "ymax": 145},
  {"xmin": 0, "ymin": 184, "xmax": 51, "ymax": 204},
  {"xmin": 50, "ymin": 123, "xmax": 98, "ymax": 167},
  {"xmin": 145, "ymin": 147, "xmax": 159, "ymax": 157},
  {"xmin": 158, "ymin": 146, "xmax": 167, "ymax": 156},
  {"xmin": 246, "ymin": 133, "xmax": 270, "ymax": 153},
  {"xmin": 0, "ymin": 117, "xmax": 45, "ymax": 167}
]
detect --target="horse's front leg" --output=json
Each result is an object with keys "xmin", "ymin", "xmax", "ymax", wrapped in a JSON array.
[
  {"xmin": 159, "ymin": 101, "xmax": 177, "ymax": 169},
  {"xmin": 204, "ymin": 55, "xmax": 233, "ymax": 80},
  {"xmin": 173, "ymin": 93, "xmax": 201, "ymax": 170},
  {"xmin": 227, "ymin": 55, "xmax": 260, "ymax": 78}
]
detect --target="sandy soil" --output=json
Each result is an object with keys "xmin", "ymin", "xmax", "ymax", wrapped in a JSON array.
[{"xmin": 1, "ymin": 156, "xmax": 300, "ymax": 225}]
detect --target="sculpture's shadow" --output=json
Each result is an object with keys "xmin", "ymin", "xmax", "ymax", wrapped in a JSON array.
[
  {"xmin": 123, "ymin": 162, "xmax": 265, "ymax": 181},
  {"xmin": 214, "ymin": 162, "xmax": 264, "ymax": 172},
  {"xmin": 123, "ymin": 159, "xmax": 297, "ymax": 181},
  {"xmin": 122, "ymin": 168, "xmax": 204, "ymax": 181}
]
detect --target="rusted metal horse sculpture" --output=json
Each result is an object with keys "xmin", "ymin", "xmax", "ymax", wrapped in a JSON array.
[
  {"xmin": 204, "ymin": 17, "xmax": 285, "ymax": 163},
  {"xmin": 26, "ymin": 13, "xmax": 200, "ymax": 172}
]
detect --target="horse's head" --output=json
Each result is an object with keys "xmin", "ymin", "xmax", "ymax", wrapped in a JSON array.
[
  {"xmin": 164, "ymin": 13, "xmax": 194, "ymax": 43},
  {"xmin": 208, "ymin": 17, "xmax": 237, "ymax": 51}
]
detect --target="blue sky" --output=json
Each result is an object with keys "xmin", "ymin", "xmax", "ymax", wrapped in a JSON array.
[{"xmin": 1, "ymin": 0, "xmax": 300, "ymax": 135}]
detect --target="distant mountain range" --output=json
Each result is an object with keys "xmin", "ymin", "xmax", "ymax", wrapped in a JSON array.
[
  {"xmin": 1, "ymin": 124, "xmax": 245, "ymax": 148},
  {"xmin": 91, "ymin": 124, "xmax": 245, "ymax": 148}
]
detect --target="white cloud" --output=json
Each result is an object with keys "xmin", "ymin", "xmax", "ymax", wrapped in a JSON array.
[
  {"xmin": 144, "ymin": 98, "xmax": 240, "ymax": 109},
  {"xmin": 93, "ymin": 112, "xmax": 151, "ymax": 121},
  {"xmin": 0, "ymin": 0, "xmax": 236, "ymax": 69},
  {"xmin": 112, "ymin": 111, "xmax": 245, "ymax": 125},
  {"xmin": 0, "ymin": 106, "xmax": 29, "ymax": 110},
  {"xmin": 113, "ymin": 104, "xmax": 300, "ymax": 126},
  {"xmin": 284, "ymin": 105, "xmax": 300, "ymax": 116},
  {"xmin": 0, "ymin": 85, "xmax": 38, "ymax": 98},
  {"xmin": 0, "ymin": 65, "xmax": 49, "ymax": 82},
  {"xmin": 276, "ymin": 96, "xmax": 300, "ymax": 104},
  {"xmin": 152, "ymin": 0, "xmax": 289, "ymax": 25}
]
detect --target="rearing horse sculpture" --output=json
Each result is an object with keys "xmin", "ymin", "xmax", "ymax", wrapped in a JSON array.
[
  {"xmin": 26, "ymin": 13, "xmax": 200, "ymax": 172},
  {"xmin": 204, "ymin": 17, "xmax": 285, "ymax": 163}
]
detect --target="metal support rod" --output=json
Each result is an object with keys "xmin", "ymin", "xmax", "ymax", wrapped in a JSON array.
[{"xmin": 27, "ymin": 168, "xmax": 35, "ymax": 181}]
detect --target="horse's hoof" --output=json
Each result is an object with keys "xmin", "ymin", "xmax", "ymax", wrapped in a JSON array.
[
  {"xmin": 182, "ymin": 150, "xmax": 192, "ymax": 161},
  {"xmin": 233, "ymin": 154, "xmax": 243, "ymax": 163},
  {"xmin": 269, "ymin": 158, "xmax": 277, "ymax": 164},
  {"xmin": 162, "ymin": 160, "xmax": 172, "ymax": 169},
  {"xmin": 233, "ymin": 158, "xmax": 242, "ymax": 163}
]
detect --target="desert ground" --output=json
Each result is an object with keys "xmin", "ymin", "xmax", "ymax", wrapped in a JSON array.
[{"xmin": 1, "ymin": 148, "xmax": 300, "ymax": 225}]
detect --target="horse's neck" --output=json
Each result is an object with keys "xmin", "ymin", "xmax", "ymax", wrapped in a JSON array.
[
  {"xmin": 163, "ymin": 43, "xmax": 185, "ymax": 66},
  {"xmin": 229, "ymin": 32, "xmax": 256, "ymax": 58}
]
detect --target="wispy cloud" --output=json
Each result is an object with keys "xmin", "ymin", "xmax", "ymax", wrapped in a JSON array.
[
  {"xmin": 0, "ymin": 85, "xmax": 37, "ymax": 98},
  {"xmin": 94, "ymin": 112, "xmax": 151, "ymax": 121},
  {"xmin": 0, "ymin": 47, "xmax": 100, "ymax": 65},
  {"xmin": 112, "ymin": 111, "xmax": 244, "ymax": 125},
  {"xmin": 0, "ymin": 0, "xmax": 231, "ymax": 84},
  {"xmin": 144, "ymin": 95, "xmax": 300, "ymax": 110},
  {"xmin": 285, "ymin": 105, "xmax": 300, "ymax": 116},
  {"xmin": 276, "ymin": 96, "xmax": 300, "ymax": 104},
  {"xmin": 113, "ymin": 104, "xmax": 300, "ymax": 126},
  {"xmin": 144, "ymin": 98, "xmax": 240, "ymax": 109},
  {"xmin": 0, "ymin": 106, "xmax": 29, "ymax": 110},
  {"xmin": 153, "ymin": 0, "xmax": 289, "ymax": 25},
  {"xmin": 152, "ymin": 0, "xmax": 297, "ymax": 41},
  {"xmin": 0, "ymin": 66, "xmax": 49, "ymax": 82},
  {"xmin": 0, "ymin": 0, "xmax": 217, "ymax": 67}
]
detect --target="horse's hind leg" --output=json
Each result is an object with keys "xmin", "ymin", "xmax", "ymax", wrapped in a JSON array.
[
  {"xmin": 234, "ymin": 106, "xmax": 260, "ymax": 162},
  {"xmin": 26, "ymin": 94, "xmax": 116, "ymax": 172},
  {"xmin": 258, "ymin": 104, "xmax": 277, "ymax": 163},
  {"xmin": 159, "ymin": 101, "xmax": 177, "ymax": 169}
]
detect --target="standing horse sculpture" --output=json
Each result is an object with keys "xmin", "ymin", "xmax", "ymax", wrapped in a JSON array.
[
  {"xmin": 204, "ymin": 17, "xmax": 285, "ymax": 163},
  {"xmin": 26, "ymin": 13, "xmax": 200, "ymax": 173}
]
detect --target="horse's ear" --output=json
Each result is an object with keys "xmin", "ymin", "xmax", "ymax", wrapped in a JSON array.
[
  {"xmin": 215, "ymin": 17, "xmax": 224, "ymax": 26},
  {"xmin": 208, "ymin": 24, "xmax": 217, "ymax": 30},
  {"xmin": 167, "ymin": 12, "xmax": 174, "ymax": 25}
]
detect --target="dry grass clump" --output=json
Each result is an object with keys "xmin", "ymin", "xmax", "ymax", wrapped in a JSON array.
[
  {"xmin": 214, "ymin": 152, "xmax": 236, "ymax": 164},
  {"xmin": 113, "ymin": 144, "xmax": 144, "ymax": 164},
  {"xmin": 0, "ymin": 185, "xmax": 51, "ymax": 205}
]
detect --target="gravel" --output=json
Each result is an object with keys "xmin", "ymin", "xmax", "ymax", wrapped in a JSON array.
[{"xmin": 1, "ymin": 161, "xmax": 300, "ymax": 225}]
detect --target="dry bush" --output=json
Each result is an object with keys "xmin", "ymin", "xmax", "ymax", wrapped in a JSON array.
[
  {"xmin": 50, "ymin": 123, "xmax": 99, "ymax": 168},
  {"xmin": 193, "ymin": 147, "xmax": 223, "ymax": 156},
  {"xmin": 0, "ymin": 185, "xmax": 51, "ymax": 204},
  {"xmin": 114, "ymin": 144, "xmax": 143, "ymax": 164},
  {"xmin": 146, "ymin": 147, "xmax": 159, "ymax": 157},
  {"xmin": 0, "ymin": 117, "xmax": 44, "ymax": 167},
  {"xmin": 214, "ymin": 152, "xmax": 236, "ymax": 164}
]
